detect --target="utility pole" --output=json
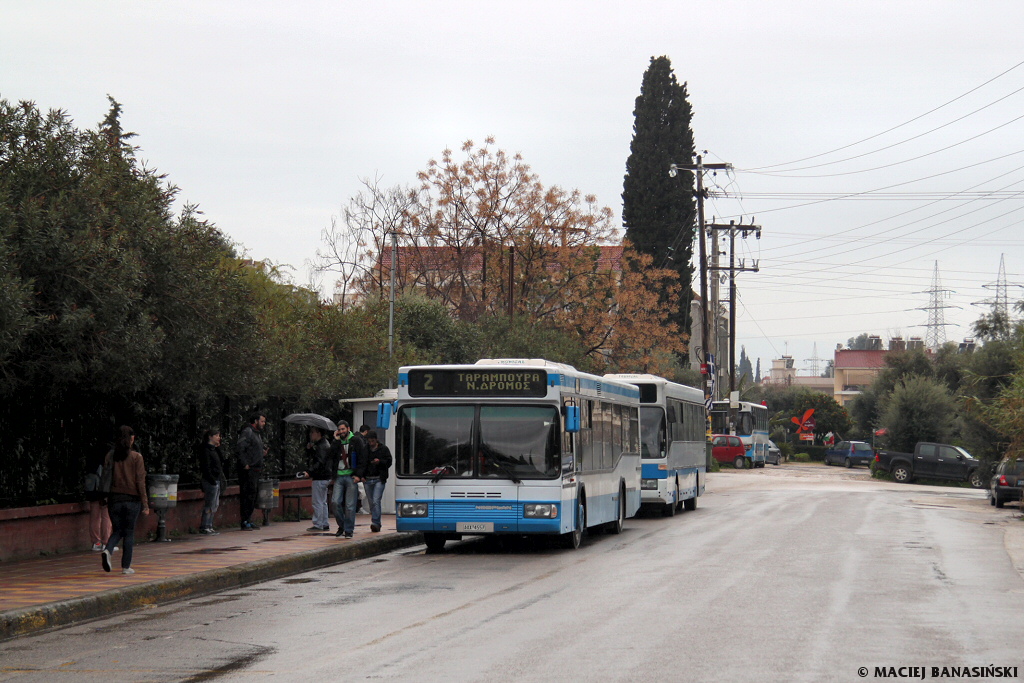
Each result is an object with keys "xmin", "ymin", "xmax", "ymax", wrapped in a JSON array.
[
  {"xmin": 388, "ymin": 231, "xmax": 398, "ymax": 389},
  {"xmin": 919, "ymin": 261, "xmax": 956, "ymax": 352},
  {"xmin": 669, "ymin": 156, "xmax": 731, "ymax": 418},
  {"xmin": 708, "ymin": 219, "xmax": 761, "ymax": 397}
]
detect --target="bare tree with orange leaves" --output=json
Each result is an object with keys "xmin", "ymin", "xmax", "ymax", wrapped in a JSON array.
[{"xmin": 317, "ymin": 138, "xmax": 684, "ymax": 369}]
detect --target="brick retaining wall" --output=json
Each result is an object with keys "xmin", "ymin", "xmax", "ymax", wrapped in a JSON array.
[{"xmin": 0, "ymin": 479, "xmax": 313, "ymax": 562}]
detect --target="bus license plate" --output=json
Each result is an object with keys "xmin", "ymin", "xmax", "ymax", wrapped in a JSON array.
[{"xmin": 456, "ymin": 522, "xmax": 493, "ymax": 533}]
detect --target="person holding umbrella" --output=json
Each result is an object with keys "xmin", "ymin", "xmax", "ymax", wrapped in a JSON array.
[
  {"xmin": 302, "ymin": 426, "xmax": 334, "ymax": 532},
  {"xmin": 284, "ymin": 413, "xmax": 338, "ymax": 533}
]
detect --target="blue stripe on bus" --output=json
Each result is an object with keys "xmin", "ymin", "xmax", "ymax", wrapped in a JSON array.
[
  {"xmin": 398, "ymin": 372, "xmax": 408, "ymax": 386},
  {"xmin": 395, "ymin": 499, "xmax": 564, "ymax": 535},
  {"xmin": 641, "ymin": 463, "xmax": 668, "ymax": 479},
  {"xmin": 549, "ymin": 373, "xmax": 640, "ymax": 400}
]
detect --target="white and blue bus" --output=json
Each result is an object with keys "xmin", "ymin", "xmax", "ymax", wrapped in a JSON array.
[
  {"xmin": 606, "ymin": 374, "xmax": 706, "ymax": 515},
  {"xmin": 711, "ymin": 400, "xmax": 770, "ymax": 468},
  {"xmin": 378, "ymin": 359, "xmax": 642, "ymax": 551}
]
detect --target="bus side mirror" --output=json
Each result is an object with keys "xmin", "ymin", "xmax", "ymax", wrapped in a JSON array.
[
  {"xmin": 564, "ymin": 405, "xmax": 581, "ymax": 433},
  {"xmin": 377, "ymin": 402, "xmax": 394, "ymax": 430}
]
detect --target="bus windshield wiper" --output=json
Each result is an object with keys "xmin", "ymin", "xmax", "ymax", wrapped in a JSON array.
[
  {"xmin": 430, "ymin": 465, "xmax": 454, "ymax": 483},
  {"xmin": 492, "ymin": 460, "xmax": 521, "ymax": 484}
]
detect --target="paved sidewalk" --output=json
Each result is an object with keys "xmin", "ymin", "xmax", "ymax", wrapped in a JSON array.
[{"xmin": 0, "ymin": 514, "xmax": 422, "ymax": 641}]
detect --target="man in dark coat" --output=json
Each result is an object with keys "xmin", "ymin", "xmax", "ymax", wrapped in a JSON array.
[
  {"xmin": 235, "ymin": 413, "xmax": 266, "ymax": 530},
  {"xmin": 360, "ymin": 430, "xmax": 392, "ymax": 532}
]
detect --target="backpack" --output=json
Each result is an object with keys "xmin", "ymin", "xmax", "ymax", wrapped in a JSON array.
[{"xmin": 84, "ymin": 464, "xmax": 102, "ymax": 493}]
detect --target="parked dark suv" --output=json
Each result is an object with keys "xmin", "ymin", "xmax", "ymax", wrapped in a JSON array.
[
  {"xmin": 989, "ymin": 458, "xmax": 1023, "ymax": 508},
  {"xmin": 824, "ymin": 441, "xmax": 874, "ymax": 468}
]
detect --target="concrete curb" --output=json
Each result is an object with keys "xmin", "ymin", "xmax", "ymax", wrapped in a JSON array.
[{"xmin": 0, "ymin": 531, "xmax": 424, "ymax": 642}]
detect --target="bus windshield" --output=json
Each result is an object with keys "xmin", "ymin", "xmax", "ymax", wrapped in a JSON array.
[
  {"xmin": 396, "ymin": 404, "xmax": 559, "ymax": 479},
  {"xmin": 397, "ymin": 405, "xmax": 474, "ymax": 477},
  {"xmin": 479, "ymin": 406, "xmax": 559, "ymax": 478},
  {"xmin": 711, "ymin": 410, "xmax": 753, "ymax": 436},
  {"xmin": 640, "ymin": 406, "xmax": 665, "ymax": 459}
]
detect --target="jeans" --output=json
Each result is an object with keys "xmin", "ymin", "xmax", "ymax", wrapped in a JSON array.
[
  {"xmin": 311, "ymin": 479, "xmax": 330, "ymax": 528},
  {"xmin": 106, "ymin": 500, "xmax": 142, "ymax": 569},
  {"xmin": 331, "ymin": 475, "xmax": 357, "ymax": 534},
  {"xmin": 201, "ymin": 480, "xmax": 220, "ymax": 529},
  {"xmin": 363, "ymin": 477, "xmax": 385, "ymax": 528},
  {"xmin": 239, "ymin": 467, "xmax": 260, "ymax": 526}
]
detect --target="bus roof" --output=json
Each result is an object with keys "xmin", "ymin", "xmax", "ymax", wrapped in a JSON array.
[{"xmin": 605, "ymin": 373, "xmax": 703, "ymax": 403}]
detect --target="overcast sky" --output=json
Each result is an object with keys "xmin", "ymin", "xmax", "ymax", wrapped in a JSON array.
[{"xmin": 4, "ymin": 1, "xmax": 1024, "ymax": 376}]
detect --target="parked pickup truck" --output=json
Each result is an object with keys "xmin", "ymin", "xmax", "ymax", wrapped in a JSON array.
[{"xmin": 874, "ymin": 442, "xmax": 984, "ymax": 488}]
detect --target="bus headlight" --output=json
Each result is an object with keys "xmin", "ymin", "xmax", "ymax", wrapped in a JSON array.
[
  {"xmin": 641, "ymin": 479, "xmax": 659, "ymax": 490},
  {"xmin": 523, "ymin": 503, "xmax": 558, "ymax": 518},
  {"xmin": 398, "ymin": 502, "xmax": 429, "ymax": 517}
]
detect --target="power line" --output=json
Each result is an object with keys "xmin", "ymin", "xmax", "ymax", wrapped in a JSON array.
[
  {"xmin": 740, "ymin": 83, "xmax": 1024, "ymax": 175},
  {"xmin": 741, "ymin": 110, "xmax": 1024, "ymax": 179},
  {"xmin": 745, "ymin": 58, "xmax": 1024, "ymax": 171}
]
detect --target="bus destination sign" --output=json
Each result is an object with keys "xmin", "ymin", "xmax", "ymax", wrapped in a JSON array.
[{"xmin": 407, "ymin": 369, "xmax": 548, "ymax": 397}]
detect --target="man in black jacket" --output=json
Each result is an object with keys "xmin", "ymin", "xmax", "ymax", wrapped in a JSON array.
[
  {"xmin": 302, "ymin": 427, "xmax": 333, "ymax": 532},
  {"xmin": 360, "ymin": 430, "xmax": 392, "ymax": 533},
  {"xmin": 198, "ymin": 428, "xmax": 225, "ymax": 534},
  {"xmin": 235, "ymin": 414, "xmax": 266, "ymax": 530}
]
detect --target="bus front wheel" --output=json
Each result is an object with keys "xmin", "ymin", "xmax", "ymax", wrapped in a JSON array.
[
  {"xmin": 423, "ymin": 533, "xmax": 447, "ymax": 553},
  {"xmin": 564, "ymin": 497, "xmax": 585, "ymax": 549}
]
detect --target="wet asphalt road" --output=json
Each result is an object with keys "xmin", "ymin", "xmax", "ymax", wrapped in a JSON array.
[{"xmin": 2, "ymin": 464, "xmax": 1023, "ymax": 682}]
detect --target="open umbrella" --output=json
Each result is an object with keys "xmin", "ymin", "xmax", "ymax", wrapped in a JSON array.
[{"xmin": 283, "ymin": 413, "xmax": 337, "ymax": 432}]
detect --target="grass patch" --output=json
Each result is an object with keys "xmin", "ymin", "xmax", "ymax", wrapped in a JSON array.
[{"xmin": 791, "ymin": 453, "xmax": 811, "ymax": 462}]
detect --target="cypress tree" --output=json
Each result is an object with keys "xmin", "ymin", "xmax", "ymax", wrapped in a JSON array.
[{"xmin": 622, "ymin": 56, "xmax": 696, "ymax": 362}]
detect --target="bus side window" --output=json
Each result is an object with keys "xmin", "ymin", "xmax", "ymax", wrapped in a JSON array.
[
  {"xmin": 580, "ymin": 400, "xmax": 593, "ymax": 472},
  {"xmin": 629, "ymin": 407, "xmax": 640, "ymax": 454}
]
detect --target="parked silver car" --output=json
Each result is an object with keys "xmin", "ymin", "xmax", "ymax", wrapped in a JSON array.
[{"xmin": 766, "ymin": 440, "xmax": 783, "ymax": 466}]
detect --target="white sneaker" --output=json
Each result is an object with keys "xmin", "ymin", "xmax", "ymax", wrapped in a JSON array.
[
  {"xmin": 122, "ymin": 567, "xmax": 135, "ymax": 575},
  {"xmin": 101, "ymin": 550, "xmax": 111, "ymax": 573},
  {"xmin": 91, "ymin": 543, "xmax": 103, "ymax": 552}
]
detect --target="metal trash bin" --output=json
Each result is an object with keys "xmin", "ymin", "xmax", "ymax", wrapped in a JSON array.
[
  {"xmin": 147, "ymin": 474, "xmax": 179, "ymax": 542},
  {"xmin": 147, "ymin": 474, "xmax": 179, "ymax": 509},
  {"xmin": 257, "ymin": 478, "xmax": 280, "ymax": 526},
  {"xmin": 257, "ymin": 478, "xmax": 280, "ymax": 510}
]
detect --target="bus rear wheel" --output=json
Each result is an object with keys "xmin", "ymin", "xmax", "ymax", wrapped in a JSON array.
[
  {"xmin": 608, "ymin": 484, "xmax": 625, "ymax": 534},
  {"xmin": 683, "ymin": 490, "xmax": 697, "ymax": 512}
]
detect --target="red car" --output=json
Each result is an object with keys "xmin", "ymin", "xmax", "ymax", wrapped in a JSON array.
[{"xmin": 712, "ymin": 434, "xmax": 748, "ymax": 469}]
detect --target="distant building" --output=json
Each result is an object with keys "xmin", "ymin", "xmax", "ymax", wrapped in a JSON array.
[
  {"xmin": 832, "ymin": 336, "xmax": 926, "ymax": 406},
  {"xmin": 761, "ymin": 355, "xmax": 833, "ymax": 394}
]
